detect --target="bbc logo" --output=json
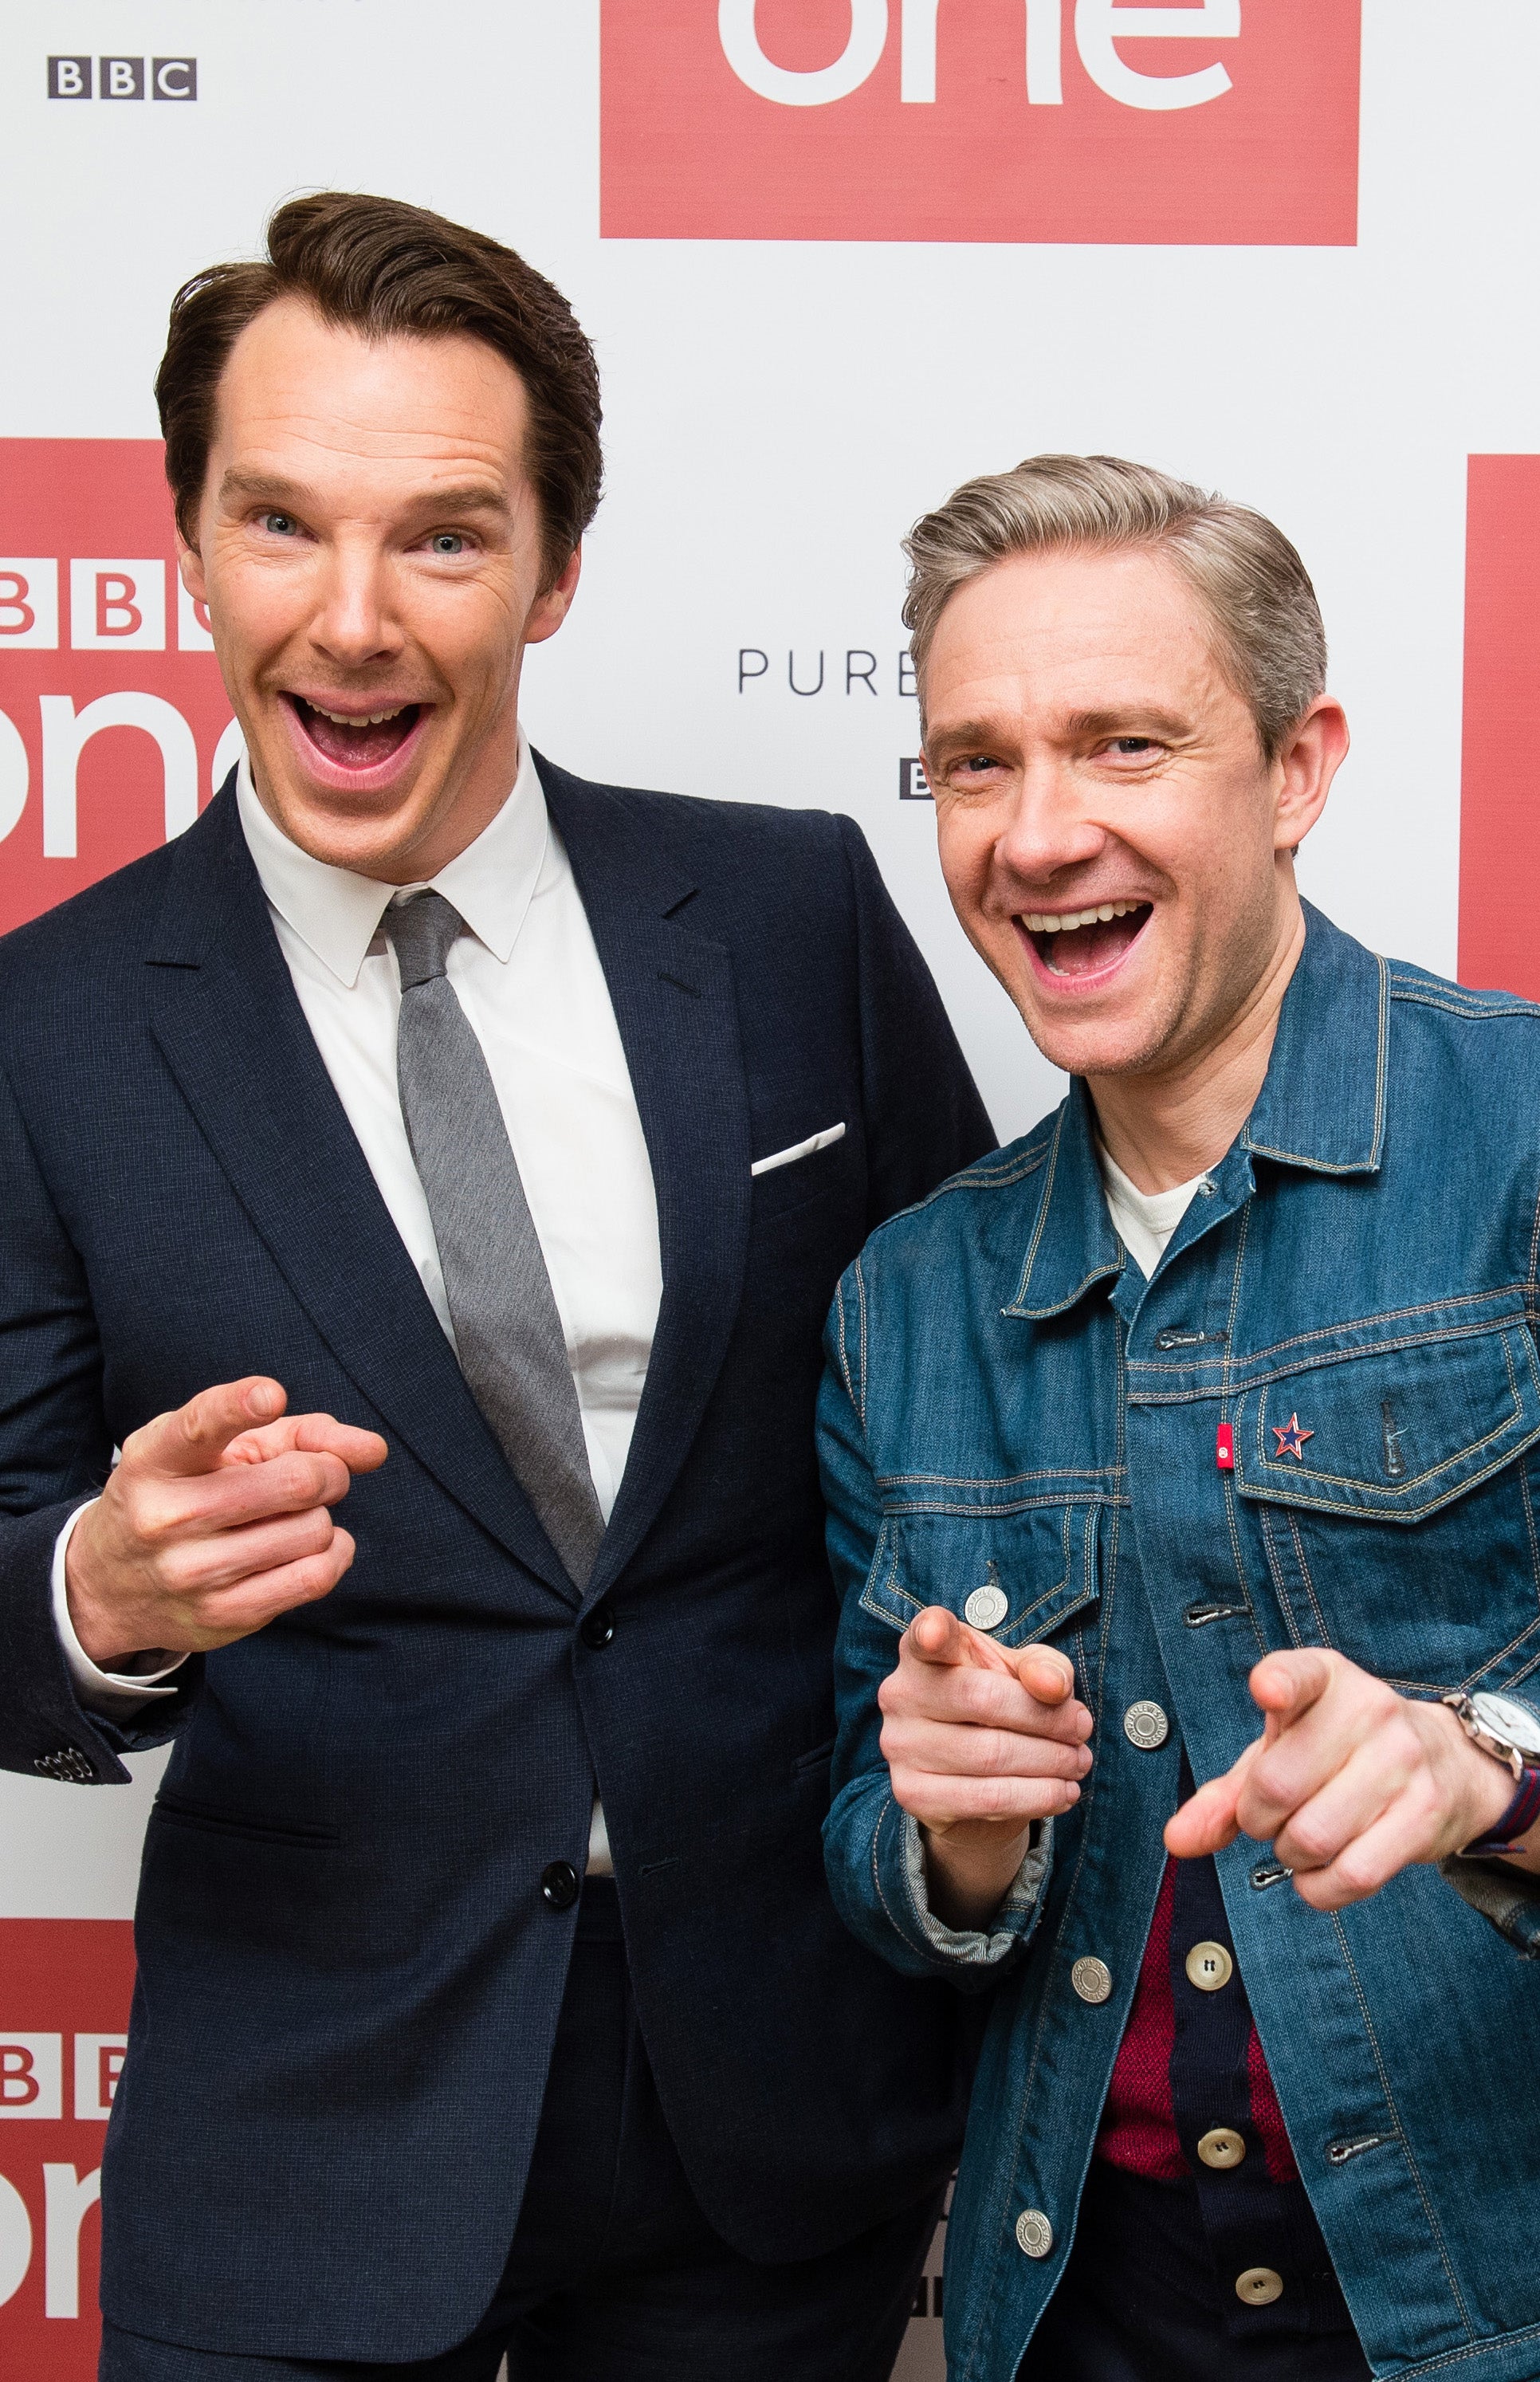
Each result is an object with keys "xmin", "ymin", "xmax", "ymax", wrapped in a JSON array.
[
  {"xmin": 0, "ymin": 560, "xmax": 212, "ymax": 653},
  {"xmin": 899, "ymin": 757, "xmax": 932, "ymax": 801},
  {"xmin": 48, "ymin": 57, "xmax": 197, "ymax": 101}
]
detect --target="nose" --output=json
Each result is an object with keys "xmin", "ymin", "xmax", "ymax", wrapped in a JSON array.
[
  {"xmin": 308, "ymin": 536, "xmax": 404, "ymax": 671},
  {"xmin": 994, "ymin": 757, "xmax": 1107, "ymax": 891}
]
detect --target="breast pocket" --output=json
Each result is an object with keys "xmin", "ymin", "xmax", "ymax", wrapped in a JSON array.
[
  {"xmin": 1231, "ymin": 1323, "xmax": 1540, "ymax": 1691},
  {"xmin": 860, "ymin": 1501, "xmax": 1102, "ymax": 1650}
]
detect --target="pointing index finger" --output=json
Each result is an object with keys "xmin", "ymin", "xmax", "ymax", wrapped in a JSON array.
[
  {"xmin": 906, "ymin": 1606, "xmax": 1019, "ymax": 1674},
  {"xmin": 147, "ymin": 1379, "xmax": 289, "ymax": 1477}
]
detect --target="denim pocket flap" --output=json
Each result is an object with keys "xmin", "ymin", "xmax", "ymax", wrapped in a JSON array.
[
  {"xmin": 1231, "ymin": 1324, "xmax": 1540, "ymax": 1523},
  {"xmin": 860, "ymin": 1503, "xmax": 1100, "ymax": 1642}
]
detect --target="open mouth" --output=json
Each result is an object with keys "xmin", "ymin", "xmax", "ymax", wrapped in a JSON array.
[
  {"xmin": 287, "ymin": 694, "xmax": 425, "ymax": 772},
  {"xmin": 1022, "ymin": 900, "xmax": 1153, "ymax": 981}
]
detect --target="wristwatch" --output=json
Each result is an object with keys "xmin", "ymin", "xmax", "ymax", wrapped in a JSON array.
[{"xmin": 1442, "ymin": 1689, "xmax": 1540, "ymax": 1857}]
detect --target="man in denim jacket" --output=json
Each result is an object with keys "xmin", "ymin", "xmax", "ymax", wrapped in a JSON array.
[{"xmin": 820, "ymin": 455, "xmax": 1540, "ymax": 2382}]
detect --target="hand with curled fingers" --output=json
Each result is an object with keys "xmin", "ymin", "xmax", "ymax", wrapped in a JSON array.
[
  {"xmin": 65, "ymin": 1377, "xmax": 388, "ymax": 1670},
  {"xmin": 1164, "ymin": 1646, "xmax": 1538, "ymax": 1910},
  {"xmin": 878, "ymin": 1604, "xmax": 1094, "ymax": 1929}
]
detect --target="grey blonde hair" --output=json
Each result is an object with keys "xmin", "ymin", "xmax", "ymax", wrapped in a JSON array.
[{"xmin": 902, "ymin": 454, "xmax": 1326, "ymax": 761}]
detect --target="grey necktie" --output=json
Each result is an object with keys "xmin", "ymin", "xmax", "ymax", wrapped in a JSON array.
[{"xmin": 386, "ymin": 890, "xmax": 604, "ymax": 1588}]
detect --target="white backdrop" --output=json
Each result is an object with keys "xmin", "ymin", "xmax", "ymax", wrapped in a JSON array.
[{"xmin": 2, "ymin": 6, "xmax": 1538, "ymax": 2372}]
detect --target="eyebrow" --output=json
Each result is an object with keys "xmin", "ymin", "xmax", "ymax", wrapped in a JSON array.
[
  {"xmin": 1062, "ymin": 706, "xmax": 1193, "ymax": 742},
  {"xmin": 217, "ymin": 469, "xmax": 513, "ymax": 520}
]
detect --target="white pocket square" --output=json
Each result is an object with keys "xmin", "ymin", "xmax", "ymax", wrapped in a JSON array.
[{"xmin": 751, "ymin": 1122, "xmax": 847, "ymax": 1178}]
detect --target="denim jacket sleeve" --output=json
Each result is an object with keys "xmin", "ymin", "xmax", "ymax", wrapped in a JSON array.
[{"xmin": 817, "ymin": 1253, "xmax": 1054, "ymax": 1990}]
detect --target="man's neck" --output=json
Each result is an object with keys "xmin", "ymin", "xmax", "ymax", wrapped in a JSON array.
[{"xmin": 1088, "ymin": 905, "xmax": 1306, "ymax": 1196}]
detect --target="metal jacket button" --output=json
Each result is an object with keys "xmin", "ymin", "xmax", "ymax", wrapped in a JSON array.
[
  {"xmin": 1071, "ymin": 1957, "xmax": 1113, "ymax": 2004},
  {"xmin": 540, "ymin": 1860, "xmax": 579, "ymax": 1911},
  {"xmin": 1015, "ymin": 2209, "xmax": 1054, "ymax": 2258},
  {"xmin": 579, "ymin": 1601, "xmax": 615, "ymax": 1650},
  {"xmin": 1236, "ymin": 2266, "xmax": 1284, "ymax": 2305},
  {"xmin": 964, "ymin": 1583, "xmax": 1009, "ymax": 1630},
  {"xmin": 1123, "ymin": 1700, "xmax": 1169, "ymax": 1750},
  {"xmin": 1185, "ymin": 1940, "xmax": 1235, "ymax": 1991},
  {"xmin": 1197, "ymin": 2126, "xmax": 1247, "ymax": 2169}
]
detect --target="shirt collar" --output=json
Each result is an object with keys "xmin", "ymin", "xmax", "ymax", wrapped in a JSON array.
[
  {"xmin": 1007, "ymin": 903, "xmax": 1389, "ymax": 1321},
  {"xmin": 234, "ymin": 737, "xmax": 548, "ymax": 988}
]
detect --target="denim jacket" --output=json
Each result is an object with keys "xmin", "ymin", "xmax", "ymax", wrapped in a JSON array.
[{"xmin": 820, "ymin": 907, "xmax": 1540, "ymax": 2382}]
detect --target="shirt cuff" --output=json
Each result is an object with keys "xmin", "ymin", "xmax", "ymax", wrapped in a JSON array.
[
  {"xmin": 898, "ymin": 1810, "xmax": 1053, "ymax": 1965},
  {"xmin": 51, "ymin": 1503, "xmax": 188, "ymax": 1711}
]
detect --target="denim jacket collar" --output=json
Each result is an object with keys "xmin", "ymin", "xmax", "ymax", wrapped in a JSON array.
[
  {"xmin": 1241, "ymin": 901, "xmax": 1389, "ymax": 1178},
  {"xmin": 1006, "ymin": 902, "xmax": 1388, "ymax": 1322}
]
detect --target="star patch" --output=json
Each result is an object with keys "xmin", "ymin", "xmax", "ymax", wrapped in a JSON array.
[{"xmin": 1272, "ymin": 1413, "xmax": 1314, "ymax": 1461}]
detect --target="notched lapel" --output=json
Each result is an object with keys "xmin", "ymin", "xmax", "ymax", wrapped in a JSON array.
[
  {"xmin": 542, "ymin": 766, "xmax": 753, "ymax": 1594},
  {"xmin": 143, "ymin": 796, "xmax": 577, "ymax": 1606}
]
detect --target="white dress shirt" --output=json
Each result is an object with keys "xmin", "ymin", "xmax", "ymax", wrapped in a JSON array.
[{"xmin": 53, "ymin": 739, "xmax": 662, "ymax": 1874}]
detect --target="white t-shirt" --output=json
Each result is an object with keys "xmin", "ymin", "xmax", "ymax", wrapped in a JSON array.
[{"xmin": 1098, "ymin": 1147, "xmax": 1212, "ymax": 1279}]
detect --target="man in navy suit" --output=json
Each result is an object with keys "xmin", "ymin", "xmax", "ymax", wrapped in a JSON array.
[{"xmin": 0, "ymin": 195, "xmax": 993, "ymax": 2380}]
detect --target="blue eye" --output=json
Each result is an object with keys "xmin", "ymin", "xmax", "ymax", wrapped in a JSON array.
[
  {"xmin": 260, "ymin": 512, "xmax": 297, "ymax": 537},
  {"xmin": 429, "ymin": 533, "xmax": 466, "ymax": 556}
]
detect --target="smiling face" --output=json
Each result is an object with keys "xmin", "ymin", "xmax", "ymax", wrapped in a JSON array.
[
  {"xmin": 179, "ymin": 295, "xmax": 578, "ymax": 882},
  {"xmin": 923, "ymin": 544, "xmax": 1340, "ymax": 1091}
]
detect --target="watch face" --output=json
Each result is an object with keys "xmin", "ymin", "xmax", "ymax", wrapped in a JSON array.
[{"xmin": 1471, "ymin": 1692, "xmax": 1540, "ymax": 1759}]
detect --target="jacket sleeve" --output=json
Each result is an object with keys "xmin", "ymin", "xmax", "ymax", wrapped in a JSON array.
[
  {"xmin": 0, "ymin": 1062, "xmax": 199, "ymax": 1784},
  {"xmin": 1440, "ymin": 1857, "xmax": 1540, "ymax": 1957},
  {"xmin": 819, "ymin": 1254, "xmax": 1053, "ymax": 1987},
  {"xmin": 836, "ymin": 815, "xmax": 996, "ymax": 1227}
]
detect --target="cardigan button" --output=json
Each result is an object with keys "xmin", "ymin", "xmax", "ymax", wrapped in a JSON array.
[
  {"xmin": 1184, "ymin": 1940, "xmax": 1235, "ymax": 1992},
  {"xmin": 1197, "ymin": 2126, "xmax": 1247, "ymax": 2169},
  {"xmin": 1236, "ymin": 2266, "xmax": 1284, "ymax": 2305}
]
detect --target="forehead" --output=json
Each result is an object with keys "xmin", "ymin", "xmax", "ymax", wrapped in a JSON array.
[
  {"xmin": 923, "ymin": 544, "xmax": 1231, "ymax": 725},
  {"xmin": 210, "ymin": 296, "xmax": 529, "ymax": 489}
]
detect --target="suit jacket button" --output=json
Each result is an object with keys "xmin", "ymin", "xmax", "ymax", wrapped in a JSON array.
[
  {"xmin": 579, "ymin": 1601, "xmax": 615, "ymax": 1651},
  {"xmin": 540, "ymin": 1861, "xmax": 579, "ymax": 1911}
]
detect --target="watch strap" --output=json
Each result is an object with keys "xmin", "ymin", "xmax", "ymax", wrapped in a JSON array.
[{"xmin": 1461, "ymin": 1764, "xmax": 1540, "ymax": 1859}]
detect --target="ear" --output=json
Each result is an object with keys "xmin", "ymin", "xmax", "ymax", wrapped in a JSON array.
[
  {"xmin": 523, "ymin": 544, "xmax": 583, "ymax": 648},
  {"xmin": 178, "ymin": 538, "xmax": 209, "ymax": 608},
  {"xmin": 1273, "ymin": 695, "xmax": 1349, "ymax": 855}
]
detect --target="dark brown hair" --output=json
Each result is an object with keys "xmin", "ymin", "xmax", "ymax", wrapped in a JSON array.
[{"xmin": 155, "ymin": 191, "xmax": 603, "ymax": 584}]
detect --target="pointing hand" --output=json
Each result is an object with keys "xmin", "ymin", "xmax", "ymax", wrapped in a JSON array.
[{"xmin": 65, "ymin": 1377, "xmax": 387, "ymax": 1669}]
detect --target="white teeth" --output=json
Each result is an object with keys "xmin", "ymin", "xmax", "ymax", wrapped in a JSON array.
[
  {"xmin": 1025, "ymin": 900, "xmax": 1147, "ymax": 935},
  {"xmin": 308, "ymin": 702, "xmax": 408, "ymax": 727}
]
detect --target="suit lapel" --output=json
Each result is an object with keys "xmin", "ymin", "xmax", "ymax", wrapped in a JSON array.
[
  {"xmin": 143, "ymin": 791, "xmax": 577, "ymax": 1606},
  {"xmin": 540, "ymin": 761, "xmax": 753, "ymax": 1596}
]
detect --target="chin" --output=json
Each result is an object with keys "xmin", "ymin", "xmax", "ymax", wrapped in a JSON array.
[{"xmin": 1012, "ymin": 998, "xmax": 1172, "ymax": 1082}]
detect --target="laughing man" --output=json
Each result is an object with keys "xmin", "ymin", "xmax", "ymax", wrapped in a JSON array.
[
  {"xmin": 821, "ymin": 455, "xmax": 1540, "ymax": 2382},
  {"xmin": 0, "ymin": 195, "xmax": 992, "ymax": 2380}
]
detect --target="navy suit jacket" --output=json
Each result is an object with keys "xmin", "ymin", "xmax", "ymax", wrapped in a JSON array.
[{"xmin": 0, "ymin": 760, "xmax": 995, "ymax": 2360}]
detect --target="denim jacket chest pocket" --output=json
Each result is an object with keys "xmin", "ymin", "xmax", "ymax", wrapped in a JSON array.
[
  {"xmin": 859, "ymin": 1498, "xmax": 1102, "ymax": 1651},
  {"xmin": 1228, "ymin": 1319, "xmax": 1540, "ymax": 1692}
]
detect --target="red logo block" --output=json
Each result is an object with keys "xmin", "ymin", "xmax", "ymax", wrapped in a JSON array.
[
  {"xmin": 0, "ymin": 1922, "xmax": 136, "ymax": 2379},
  {"xmin": 601, "ymin": 0, "xmax": 1361, "ymax": 246},
  {"xmin": 1459, "ymin": 458, "xmax": 1540, "ymax": 1000},
  {"xmin": 0, "ymin": 442, "xmax": 237, "ymax": 937}
]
